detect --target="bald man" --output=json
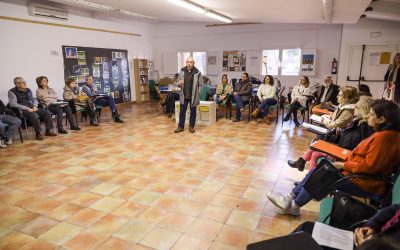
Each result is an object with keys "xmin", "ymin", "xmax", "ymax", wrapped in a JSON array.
[{"xmin": 174, "ymin": 57, "xmax": 203, "ymax": 133}]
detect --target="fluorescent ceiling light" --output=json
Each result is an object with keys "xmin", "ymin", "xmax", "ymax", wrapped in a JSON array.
[
  {"xmin": 365, "ymin": 12, "xmax": 400, "ymax": 22},
  {"xmin": 165, "ymin": 0, "xmax": 206, "ymax": 14},
  {"xmin": 205, "ymin": 11, "xmax": 232, "ymax": 23},
  {"xmin": 119, "ymin": 9, "xmax": 156, "ymax": 20},
  {"xmin": 62, "ymin": 0, "xmax": 114, "ymax": 11}
]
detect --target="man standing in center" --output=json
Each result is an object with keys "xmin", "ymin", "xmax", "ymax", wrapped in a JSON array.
[{"xmin": 174, "ymin": 57, "xmax": 202, "ymax": 133}]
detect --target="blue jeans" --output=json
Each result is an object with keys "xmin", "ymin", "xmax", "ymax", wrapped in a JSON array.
[
  {"xmin": 0, "ymin": 115, "xmax": 21, "ymax": 139},
  {"xmin": 233, "ymin": 95, "xmax": 248, "ymax": 120},
  {"xmin": 178, "ymin": 99, "xmax": 196, "ymax": 129},
  {"xmin": 259, "ymin": 98, "xmax": 277, "ymax": 117},
  {"xmin": 94, "ymin": 95, "xmax": 117, "ymax": 113},
  {"xmin": 292, "ymin": 168, "xmax": 379, "ymax": 207}
]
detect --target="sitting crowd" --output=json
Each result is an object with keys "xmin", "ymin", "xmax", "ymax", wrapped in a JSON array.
[{"xmin": 0, "ymin": 75, "xmax": 124, "ymax": 147}]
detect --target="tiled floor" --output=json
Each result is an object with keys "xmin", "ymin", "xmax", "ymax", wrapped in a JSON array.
[{"xmin": 0, "ymin": 102, "xmax": 319, "ymax": 250}]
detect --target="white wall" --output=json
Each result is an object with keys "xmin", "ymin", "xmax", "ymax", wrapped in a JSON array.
[
  {"xmin": 152, "ymin": 22, "xmax": 342, "ymax": 91},
  {"xmin": 338, "ymin": 18, "xmax": 400, "ymax": 98},
  {"xmin": 0, "ymin": 0, "xmax": 154, "ymax": 102}
]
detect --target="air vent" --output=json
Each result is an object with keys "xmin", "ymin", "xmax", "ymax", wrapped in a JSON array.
[{"xmin": 28, "ymin": 2, "xmax": 68, "ymax": 20}]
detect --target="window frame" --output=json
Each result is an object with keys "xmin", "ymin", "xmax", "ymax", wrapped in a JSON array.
[
  {"xmin": 261, "ymin": 48, "xmax": 302, "ymax": 77},
  {"xmin": 177, "ymin": 51, "xmax": 206, "ymax": 74}
]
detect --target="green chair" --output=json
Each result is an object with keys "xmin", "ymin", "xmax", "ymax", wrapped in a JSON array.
[
  {"xmin": 149, "ymin": 80, "xmax": 157, "ymax": 100},
  {"xmin": 199, "ymin": 85, "xmax": 211, "ymax": 101}
]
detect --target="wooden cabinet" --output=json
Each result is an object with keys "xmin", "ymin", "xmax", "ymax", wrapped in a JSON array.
[{"xmin": 133, "ymin": 59, "xmax": 150, "ymax": 102}]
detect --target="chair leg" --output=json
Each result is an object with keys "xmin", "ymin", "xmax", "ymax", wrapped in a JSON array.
[
  {"xmin": 18, "ymin": 127, "xmax": 23, "ymax": 143},
  {"xmin": 276, "ymin": 108, "xmax": 279, "ymax": 124}
]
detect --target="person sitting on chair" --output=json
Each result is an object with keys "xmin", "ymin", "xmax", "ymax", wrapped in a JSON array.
[
  {"xmin": 358, "ymin": 84, "xmax": 372, "ymax": 97},
  {"xmin": 0, "ymin": 99, "xmax": 21, "ymax": 148},
  {"xmin": 36, "ymin": 76, "xmax": 80, "ymax": 134},
  {"xmin": 63, "ymin": 77, "xmax": 98, "ymax": 126},
  {"xmin": 267, "ymin": 99, "xmax": 400, "ymax": 216},
  {"xmin": 288, "ymin": 96, "xmax": 374, "ymax": 172},
  {"xmin": 164, "ymin": 73, "xmax": 181, "ymax": 118},
  {"xmin": 289, "ymin": 203, "xmax": 400, "ymax": 249},
  {"xmin": 215, "ymin": 74, "xmax": 232, "ymax": 105},
  {"xmin": 320, "ymin": 86, "xmax": 358, "ymax": 130},
  {"xmin": 232, "ymin": 72, "xmax": 252, "ymax": 122},
  {"xmin": 283, "ymin": 76, "xmax": 310, "ymax": 126},
  {"xmin": 8, "ymin": 77, "xmax": 57, "ymax": 140},
  {"xmin": 252, "ymin": 75, "xmax": 277, "ymax": 125},
  {"xmin": 82, "ymin": 76, "xmax": 123, "ymax": 123},
  {"xmin": 311, "ymin": 75, "xmax": 340, "ymax": 115}
]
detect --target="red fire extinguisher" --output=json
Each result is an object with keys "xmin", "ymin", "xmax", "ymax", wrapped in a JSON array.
[{"xmin": 331, "ymin": 58, "xmax": 338, "ymax": 74}]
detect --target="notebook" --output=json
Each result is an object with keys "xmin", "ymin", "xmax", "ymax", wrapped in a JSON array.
[
  {"xmin": 302, "ymin": 122, "xmax": 329, "ymax": 135},
  {"xmin": 247, "ymin": 232, "xmax": 322, "ymax": 250},
  {"xmin": 310, "ymin": 114, "xmax": 323, "ymax": 123},
  {"xmin": 310, "ymin": 140, "xmax": 351, "ymax": 161}
]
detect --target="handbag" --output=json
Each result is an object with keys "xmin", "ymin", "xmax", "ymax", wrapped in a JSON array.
[
  {"xmin": 324, "ymin": 191, "xmax": 377, "ymax": 230},
  {"xmin": 303, "ymin": 158, "xmax": 344, "ymax": 201},
  {"xmin": 77, "ymin": 93, "xmax": 89, "ymax": 103},
  {"xmin": 322, "ymin": 128, "xmax": 340, "ymax": 144}
]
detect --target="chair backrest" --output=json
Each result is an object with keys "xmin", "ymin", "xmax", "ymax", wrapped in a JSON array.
[
  {"xmin": 199, "ymin": 85, "xmax": 210, "ymax": 101},
  {"xmin": 391, "ymin": 170, "xmax": 400, "ymax": 204}
]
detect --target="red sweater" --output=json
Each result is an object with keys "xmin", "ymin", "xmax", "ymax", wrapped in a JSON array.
[{"xmin": 343, "ymin": 130, "xmax": 400, "ymax": 195}]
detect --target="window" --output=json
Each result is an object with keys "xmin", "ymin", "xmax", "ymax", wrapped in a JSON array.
[
  {"xmin": 177, "ymin": 51, "xmax": 206, "ymax": 74},
  {"xmin": 281, "ymin": 48, "xmax": 301, "ymax": 75},
  {"xmin": 261, "ymin": 48, "xmax": 301, "ymax": 76},
  {"xmin": 261, "ymin": 50, "xmax": 279, "ymax": 76}
]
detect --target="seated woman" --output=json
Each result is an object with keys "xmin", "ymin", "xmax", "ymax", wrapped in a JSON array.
[
  {"xmin": 289, "ymin": 96, "xmax": 374, "ymax": 171},
  {"xmin": 36, "ymin": 76, "xmax": 80, "ymax": 134},
  {"xmin": 165, "ymin": 73, "xmax": 181, "ymax": 118},
  {"xmin": 267, "ymin": 99, "xmax": 400, "ymax": 216},
  {"xmin": 63, "ymin": 77, "xmax": 98, "ymax": 126},
  {"xmin": 320, "ymin": 86, "xmax": 358, "ymax": 130},
  {"xmin": 283, "ymin": 76, "xmax": 310, "ymax": 126},
  {"xmin": 214, "ymin": 74, "xmax": 232, "ymax": 105},
  {"xmin": 0, "ymin": 99, "xmax": 22, "ymax": 148},
  {"xmin": 251, "ymin": 75, "xmax": 277, "ymax": 124},
  {"xmin": 82, "ymin": 76, "xmax": 123, "ymax": 123}
]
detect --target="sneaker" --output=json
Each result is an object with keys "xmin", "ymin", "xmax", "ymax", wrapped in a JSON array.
[
  {"xmin": 286, "ymin": 202, "xmax": 300, "ymax": 216},
  {"xmin": 45, "ymin": 131, "xmax": 57, "ymax": 137},
  {"xmin": 4, "ymin": 138, "xmax": 12, "ymax": 145},
  {"xmin": 36, "ymin": 134, "xmax": 45, "ymax": 140},
  {"xmin": 189, "ymin": 126, "xmax": 195, "ymax": 133},
  {"xmin": 58, "ymin": 129, "xmax": 68, "ymax": 134},
  {"xmin": 174, "ymin": 127, "xmax": 184, "ymax": 133},
  {"xmin": 267, "ymin": 193, "xmax": 292, "ymax": 210},
  {"xmin": 0, "ymin": 140, "xmax": 7, "ymax": 148}
]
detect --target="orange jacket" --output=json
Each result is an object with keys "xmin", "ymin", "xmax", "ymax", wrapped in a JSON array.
[{"xmin": 343, "ymin": 130, "xmax": 400, "ymax": 195}]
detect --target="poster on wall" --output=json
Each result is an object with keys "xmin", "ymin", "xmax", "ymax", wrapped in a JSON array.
[
  {"xmin": 206, "ymin": 51, "xmax": 218, "ymax": 76},
  {"xmin": 62, "ymin": 45, "xmax": 131, "ymax": 103},
  {"xmin": 222, "ymin": 51, "xmax": 246, "ymax": 72},
  {"xmin": 300, "ymin": 49, "xmax": 316, "ymax": 76}
]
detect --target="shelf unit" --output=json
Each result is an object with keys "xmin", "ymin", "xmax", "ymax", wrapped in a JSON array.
[{"xmin": 133, "ymin": 58, "xmax": 150, "ymax": 102}]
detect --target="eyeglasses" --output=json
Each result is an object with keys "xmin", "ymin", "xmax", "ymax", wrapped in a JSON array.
[{"xmin": 17, "ymin": 81, "xmax": 26, "ymax": 84}]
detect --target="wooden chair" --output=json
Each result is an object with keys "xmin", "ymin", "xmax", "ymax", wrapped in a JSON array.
[{"xmin": 154, "ymin": 86, "xmax": 168, "ymax": 111}]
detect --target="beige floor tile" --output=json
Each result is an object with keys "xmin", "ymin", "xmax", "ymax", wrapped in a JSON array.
[
  {"xmin": 140, "ymin": 227, "xmax": 181, "ymax": 250},
  {"xmin": 90, "ymin": 182, "xmax": 122, "ymax": 195},
  {"xmin": 38, "ymin": 222, "xmax": 83, "ymax": 245},
  {"xmin": 89, "ymin": 197, "xmax": 125, "ymax": 213},
  {"xmin": 185, "ymin": 218, "xmax": 223, "ymax": 240},
  {"xmin": 226, "ymin": 210, "xmax": 261, "ymax": 230},
  {"xmin": 113, "ymin": 219, "xmax": 155, "ymax": 243}
]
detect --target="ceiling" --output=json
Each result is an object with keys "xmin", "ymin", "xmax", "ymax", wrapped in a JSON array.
[{"xmin": 39, "ymin": 0, "xmax": 400, "ymax": 24}]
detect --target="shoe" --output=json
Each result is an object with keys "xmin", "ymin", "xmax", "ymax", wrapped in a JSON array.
[
  {"xmin": 283, "ymin": 115, "xmax": 291, "ymax": 122},
  {"xmin": 112, "ymin": 113, "xmax": 124, "ymax": 123},
  {"xmin": 251, "ymin": 108, "xmax": 260, "ymax": 118},
  {"xmin": 189, "ymin": 126, "xmax": 195, "ymax": 133},
  {"xmin": 267, "ymin": 193, "xmax": 292, "ymax": 211},
  {"xmin": 36, "ymin": 134, "xmax": 45, "ymax": 140},
  {"xmin": 71, "ymin": 127, "xmax": 81, "ymax": 131},
  {"xmin": 90, "ymin": 121, "xmax": 99, "ymax": 126},
  {"xmin": 294, "ymin": 120, "xmax": 301, "ymax": 127},
  {"xmin": 4, "ymin": 138, "xmax": 12, "ymax": 145},
  {"xmin": 294, "ymin": 181, "xmax": 300, "ymax": 186},
  {"xmin": 0, "ymin": 140, "xmax": 7, "ymax": 148},
  {"xmin": 45, "ymin": 131, "xmax": 57, "ymax": 137},
  {"xmin": 58, "ymin": 129, "xmax": 68, "ymax": 134},
  {"xmin": 286, "ymin": 202, "xmax": 300, "ymax": 216},
  {"xmin": 174, "ymin": 127, "xmax": 184, "ymax": 133},
  {"xmin": 287, "ymin": 157, "xmax": 306, "ymax": 172}
]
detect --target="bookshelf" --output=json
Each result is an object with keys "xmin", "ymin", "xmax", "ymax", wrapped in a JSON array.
[{"xmin": 133, "ymin": 58, "xmax": 150, "ymax": 102}]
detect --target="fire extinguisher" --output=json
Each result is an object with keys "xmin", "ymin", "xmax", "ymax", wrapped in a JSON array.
[{"xmin": 331, "ymin": 58, "xmax": 338, "ymax": 74}]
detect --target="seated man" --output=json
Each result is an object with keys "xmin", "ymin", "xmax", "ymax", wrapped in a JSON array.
[
  {"xmin": 312, "ymin": 75, "xmax": 340, "ymax": 115},
  {"xmin": 0, "ymin": 99, "xmax": 21, "ymax": 148},
  {"xmin": 290, "ymin": 203, "xmax": 400, "ymax": 249},
  {"xmin": 82, "ymin": 76, "xmax": 123, "ymax": 123},
  {"xmin": 8, "ymin": 77, "xmax": 56, "ymax": 140},
  {"xmin": 232, "ymin": 72, "xmax": 252, "ymax": 122}
]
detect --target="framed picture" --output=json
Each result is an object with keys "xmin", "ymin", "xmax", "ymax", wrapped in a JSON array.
[{"xmin": 300, "ymin": 49, "xmax": 316, "ymax": 76}]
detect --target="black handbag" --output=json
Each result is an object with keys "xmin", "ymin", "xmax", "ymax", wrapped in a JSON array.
[
  {"xmin": 324, "ymin": 191, "xmax": 377, "ymax": 230},
  {"xmin": 322, "ymin": 128, "xmax": 340, "ymax": 144},
  {"xmin": 303, "ymin": 159, "xmax": 344, "ymax": 201}
]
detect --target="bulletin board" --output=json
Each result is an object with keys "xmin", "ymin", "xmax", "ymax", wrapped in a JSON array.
[
  {"xmin": 222, "ymin": 50, "xmax": 246, "ymax": 72},
  {"xmin": 62, "ymin": 45, "xmax": 131, "ymax": 103}
]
